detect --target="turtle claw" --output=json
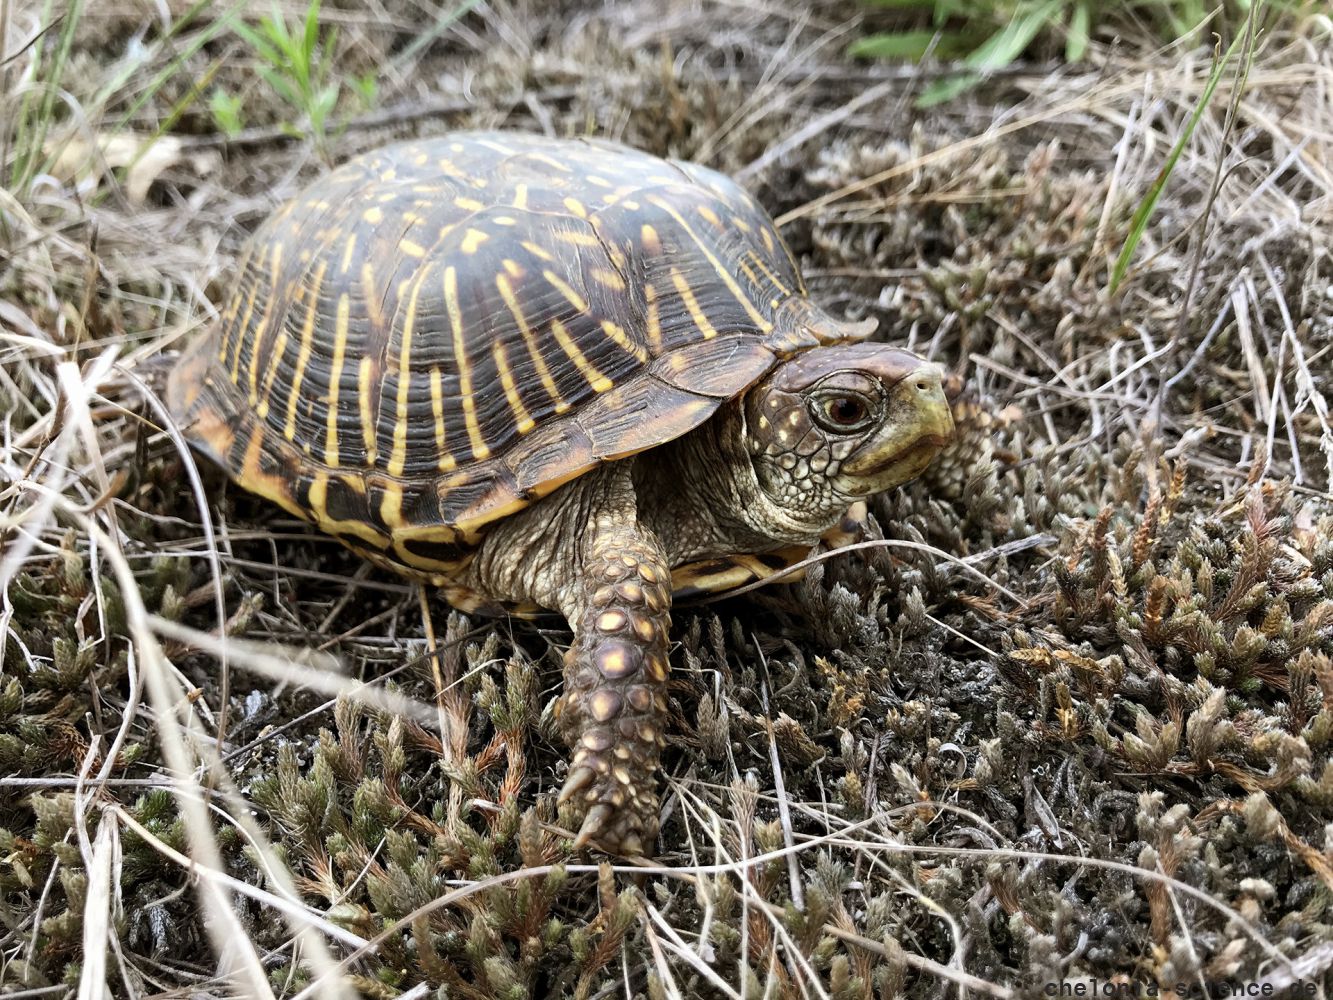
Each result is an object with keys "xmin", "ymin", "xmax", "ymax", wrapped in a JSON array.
[
  {"xmin": 559, "ymin": 765, "xmax": 596, "ymax": 805},
  {"xmin": 574, "ymin": 804, "xmax": 616, "ymax": 849}
]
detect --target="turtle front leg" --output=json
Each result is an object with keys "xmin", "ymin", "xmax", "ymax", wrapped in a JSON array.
[{"xmin": 557, "ymin": 528, "xmax": 671, "ymax": 857}]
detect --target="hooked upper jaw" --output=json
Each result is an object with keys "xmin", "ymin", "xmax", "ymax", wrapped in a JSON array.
[
  {"xmin": 737, "ymin": 344, "xmax": 954, "ymax": 540},
  {"xmin": 839, "ymin": 361, "xmax": 953, "ymax": 490}
]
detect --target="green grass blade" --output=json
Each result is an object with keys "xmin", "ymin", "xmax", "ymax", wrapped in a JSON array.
[
  {"xmin": 848, "ymin": 30, "xmax": 951, "ymax": 60},
  {"xmin": 1067, "ymin": 0, "xmax": 1091, "ymax": 62},
  {"xmin": 10, "ymin": 0, "xmax": 81, "ymax": 198},
  {"xmin": 916, "ymin": 71, "xmax": 981, "ymax": 107},
  {"xmin": 1109, "ymin": 28, "xmax": 1247, "ymax": 292},
  {"xmin": 964, "ymin": 0, "xmax": 1063, "ymax": 70},
  {"xmin": 391, "ymin": 0, "xmax": 484, "ymax": 70}
]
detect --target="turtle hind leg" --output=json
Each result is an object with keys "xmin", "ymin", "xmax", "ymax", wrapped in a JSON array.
[{"xmin": 557, "ymin": 528, "xmax": 671, "ymax": 858}]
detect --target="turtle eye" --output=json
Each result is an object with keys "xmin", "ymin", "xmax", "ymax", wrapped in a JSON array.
[{"xmin": 813, "ymin": 394, "xmax": 873, "ymax": 432}]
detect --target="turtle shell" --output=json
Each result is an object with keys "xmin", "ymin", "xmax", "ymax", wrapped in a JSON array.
[{"xmin": 168, "ymin": 131, "xmax": 874, "ymax": 582}]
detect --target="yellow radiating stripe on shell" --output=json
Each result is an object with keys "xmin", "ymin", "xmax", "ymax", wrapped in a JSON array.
[
  {"xmin": 461, "ymin": 228, "xmax": 489, "ymax": 254},
  {"xmin": 513, "ymin": 183, "xmax": 528, "ymax": 210},
  {"xmin": 521, "ymin": 240, "xmax": 555, "ymax": 262},
  {"xmin": 218, "ymin": 240, "xmax": 259, "ymax": 361},
  {"xmin": 339, "ymin": 234, "xmax": 359, "ymax": 274},
  {"xmin": 323, "ymin": 292, "xmax": 351, "ymax": 466},
  {"xmin": 282, "ymin": 259, "xmax": 328, "ymax": 441},
  {"xmin": 525, "ymin": 152, "xmax": 572, "ymax": 173},
  {"xmin": 475, "ymin": 137, "xmax": 518, "ymax": 156},
  {"xmin": 245, "ymin": 241, "xmax": 285, "ymax": 404},
  {"xmin": 445, "ymin": 265, "xmax": 489, "ymax": 460},
  {"xmin": 670, "ymin": 268, "xmax": 719, "ymax": 340},
  {"xmin": 497, "ymin": 273, "xmax": 568, "ymax": 414},
  {"xmin": 744, "ymin": 249, "xmax": 792, "ymax": 298},
  {"xmin": 600, "ymin": 320, "xmax": 648, "ymax": 362},
  {"xmin": 542, "ymin": 269, "xmax": 589, "ymax": 313},
  {"xmin": 358, "ymin": 355, "xmax": 378, "ymax": 463},
  {"xmin": 227, "ymin": 284, "xmax": 259, "ymax": 380},
  {"xmin": 400, "ymin": 239, "xmax": 427, "ymax": 258},
  {"xmin": 379, "ymin": 480, "xmax": 405, "ymax": 529},
  {"xmin": 550, "ymin": 318, "xmax": 612, "ymax": 393},
  {"xmin": 387, "ymin": 269, "xmax": 428, "ymax": 477},
  {"xmin": 429, "ymin": 366, "xmax": 455, "ymax": 471},
  {"xmin": 493, "ymin": 339, "xmax": 535, "ymax": 434},
  {"xmin": 591, "ymin": 267, "xmax": 627, "ymax": 291},
  {"xmin": 558, "ymin": 231, "xmax": 602, "ymax": 249},
  {"xmin": 436, "ymin": 158, "xmax": 466, "ymax": 180},
  {"xmin": 563, "ymin": 196, "xmax": 587, "ymax": 218},
  {"xmin": 454, "ymin": 196, "xmax": 484, "ymax": 212},
  {"xmin": 646, "ymin": 195, "xmax": 772, "ymax": 332},
  {"xmin": 643, "ymin": 282, "xmax": 663, "ymax": 353},
  {"xmin": 737, "ymin": 257, "xmax": 785, "ymax": 311}
]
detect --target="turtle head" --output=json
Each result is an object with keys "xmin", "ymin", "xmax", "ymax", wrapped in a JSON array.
[{"xmin": 742, "ymin": 343, "xmax": 954, "ymax": 527}]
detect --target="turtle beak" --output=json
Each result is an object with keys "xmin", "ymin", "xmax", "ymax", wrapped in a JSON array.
[{"xmin": 840, "ymin": 362, "xmax": 953, "ymax": 489}]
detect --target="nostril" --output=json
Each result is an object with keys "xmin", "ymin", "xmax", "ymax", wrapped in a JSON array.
[{"xmin": 915, "ymin": 381, "xmax": 930, "ymax": 392}]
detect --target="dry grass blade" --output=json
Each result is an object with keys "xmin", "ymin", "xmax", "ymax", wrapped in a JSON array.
[
  {"xmin": 2, "ymin": 0, "xmax": 1330, "ymax": 994},
  {"xmin": 149, "ymin": 614, "xmax": 444, "ymax": 731}
]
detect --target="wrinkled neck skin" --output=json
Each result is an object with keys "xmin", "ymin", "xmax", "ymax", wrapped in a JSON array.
[
  {"xmin": 462, "ymin": 400, "xmax": 853, "ymax": 619},
  {"xmin": 632, "ymin": 400, "xmax": 850, "ymax": 564}
]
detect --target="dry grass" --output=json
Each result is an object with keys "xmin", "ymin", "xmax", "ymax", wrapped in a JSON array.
[{"xmin": 2, "ymin": 0, "xmax": 1332, "ymax": 996}]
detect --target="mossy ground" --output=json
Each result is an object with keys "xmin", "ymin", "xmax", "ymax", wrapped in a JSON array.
[{"xmin": 1, "ymin": 1, "xmax": 1331, "ymax": 997}]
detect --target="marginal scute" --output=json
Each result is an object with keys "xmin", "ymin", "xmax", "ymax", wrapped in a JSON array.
[{"xmin": 649, "ymin": 335, "xmax": 774, "ymax": 398}]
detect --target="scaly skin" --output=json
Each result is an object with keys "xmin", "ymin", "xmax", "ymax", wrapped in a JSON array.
[
  {"xmin": 555, "ymin": 534, "xmax": 672, "ymax": 855},
  {"xmin": 461, "ymin": 464, "xmax": 675, "ymax": 855},
  {"xmin": 462, "ymin": 349, "xmax": 952, "ymax": 857}
]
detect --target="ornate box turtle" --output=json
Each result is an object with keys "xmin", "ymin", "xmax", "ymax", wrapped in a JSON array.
[{"xmin": 168, "ymin": 131, "xmax": 953, "ymax": 856}]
